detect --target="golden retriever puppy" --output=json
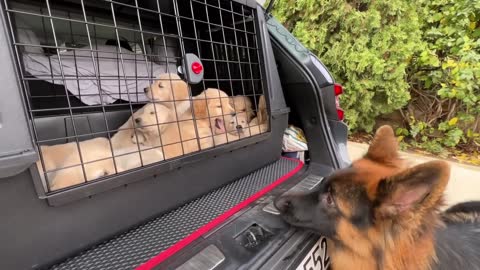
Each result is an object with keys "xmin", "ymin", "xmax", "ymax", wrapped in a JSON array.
[
  {"xmin": 193, "ymin": 88, "xmax": 235, "ymax": 135},
  {"xmin": 111, "ymin": 104, "xmax": 173, "ymax": 172},
  {"xmin": 142, "ymin": 87, "xmax": 238, "ymax": 158},
  {"xmin": 148, "ymin": 88, "xmax": 233, "ymax": 159},
  {"xmin": 111, "ymin": 102, "xmax": 176, "ymax": 150},
  {"xmin": 36, "ymin": 142, "xmax": 79, "ymax": 184},
  {"xmin": 144, "ymin": 73, "xmax": 193, "ymax": 120},
  {"xmin": 226, "ymin": 111, "xmax": 250, "ymax": 138},
  {"xmin": 144, "ymin": 73, "xmax": 190, "ymax": 103},
  {"xmin": 192, "ymin": 88, "xmax": 236, "ymax": 147},
  {"xmin": 145, "ymin": 79, "xmax": 237, "ymax": 158},
  {"xmin": 113, "ymin": 144, "xmax": 164, "ymax": 172},
  {"xmin": 51, "ymin": 142, "xmax": 165, "ymax": 191},
  {"xmin": 156, "ymin": 120, "xmax": 207, "ymax": 159},
  {"xmin": 230, "ymin": 95, "xmax": 254, "ymax": 122},
  {"xmin": 37, "ymin": 137, "xmax": 115, "ymax": 186},
  {"xmin": 130, "ymin": 104, "xmax": 207, "ymax": 160},
  {"xmin": 145, "ymin": 88, "xmax": 235, "ymax": 157},
  {"xmin": 127, "ymin": 101, "xmax": 199, "ymax": 159},
  {"xmin": 49, "ymin": 103, "xmax": 175, "ymax": 190},
  {"xmin": 249, "ymin": 94, "xmax": 268, "ymax": 136},
  {"xmin": 47, "ymin": 137, "xmax": 114, "ymax": 190},
  {"xmin": 118, "ymin": 102, "xmax": 199, "ymax": 161},
  {"xmin": 214, "ymin": 111, "xmax": 254, "ymax": 145}
]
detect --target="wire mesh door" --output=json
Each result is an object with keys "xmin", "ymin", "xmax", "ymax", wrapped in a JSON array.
[{"xmin": 2, "ymin": 0, "xmax": 269, "ymax": 193}]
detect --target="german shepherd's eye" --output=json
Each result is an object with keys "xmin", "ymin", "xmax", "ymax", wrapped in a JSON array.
[{"xmin": 322, "ymin": 186, "xmax": 335, "ymax": 207}]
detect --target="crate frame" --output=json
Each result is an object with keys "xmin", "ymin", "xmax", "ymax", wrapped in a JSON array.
[{"xmin": 1, "ymin": 0, "xmax": 271, "ymax": 203}]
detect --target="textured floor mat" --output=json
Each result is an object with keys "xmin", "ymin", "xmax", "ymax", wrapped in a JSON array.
[{"xmin": 50, "ymin": 158, "xmax": 302, "ymax": 270}]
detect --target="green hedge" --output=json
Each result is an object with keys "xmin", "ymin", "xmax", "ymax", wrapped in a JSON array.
[
  {"xmin": 273, "ymin": 0, "xmax": 424, "ymax": 132},
  {"xmin": 273, "ymin": 0, "xmax": 480, "ymax": 152}
]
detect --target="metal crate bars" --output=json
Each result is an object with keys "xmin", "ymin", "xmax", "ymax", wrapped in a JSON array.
[{"xmin": 2, "ymin": 0, "xmax": 269, "ymax": 193}]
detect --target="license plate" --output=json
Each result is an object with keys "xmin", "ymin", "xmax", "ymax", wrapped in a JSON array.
[{"xmin": 295, "ymin": 237, "xmax": 330, "ymax": 270}]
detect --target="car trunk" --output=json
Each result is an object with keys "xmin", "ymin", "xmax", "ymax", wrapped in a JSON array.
[{"xmin": 0, "ymin": 1, "xmax": 347, "ymax": 269}]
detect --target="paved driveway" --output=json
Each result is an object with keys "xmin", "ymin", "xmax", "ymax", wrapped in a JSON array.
[{"xmin": 347, "ymin": 142, "xmax": 480, "ymax": 209}]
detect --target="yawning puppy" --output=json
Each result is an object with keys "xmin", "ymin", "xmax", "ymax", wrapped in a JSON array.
[{"xmin": 192, "ymin": 88, "xmax": 234, "ymax": 135}]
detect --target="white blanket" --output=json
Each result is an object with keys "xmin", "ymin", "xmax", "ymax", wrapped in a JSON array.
[
  {"xmin": 19, "ymin": 29, "xmax": 177, "ymax": 105},
  {"xmin": 23, "ymin": 46, "xmax": 176, "ymax": 105}
]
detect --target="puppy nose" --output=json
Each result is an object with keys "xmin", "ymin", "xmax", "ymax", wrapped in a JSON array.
[
  {"xmin": 135, "ymin": 118, "xmax": 141, "ymax": 124},
  {"xmin": 236, "ymin": 125, "xmax": 243, "ymax": 130},
  {"xmin": 274, "ymin": 196, "xmax": 292, "ymax": 213},
  {"xmin": 143, "ymin": 87, "xmax": 148, "ymax": 93}
]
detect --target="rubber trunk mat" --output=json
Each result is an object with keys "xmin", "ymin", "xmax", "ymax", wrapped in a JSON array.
[{"xmin": 50, "ymin": 158, "xmax": 302, "ymax": 270}]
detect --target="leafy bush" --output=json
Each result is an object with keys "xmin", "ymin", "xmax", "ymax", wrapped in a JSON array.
[
  {"xmin": 273, "ymin": 0, "xmax": 480, "ymax": 156},
  {"xmin": 405, "ymin": 0, "xmax": 480, "ymax": 153},
  {"xmin": 272, "ymin": 0, "xmax": 425, "ymax": 131}
]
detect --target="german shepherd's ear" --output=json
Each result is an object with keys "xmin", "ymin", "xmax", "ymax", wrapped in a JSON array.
[
  {"xmin": 366, "ymin": 125, "xmax": 398, "ymax": 164},
  {"xmin": 374, "ymin": 160, "xmax": 450, "ymax": 218}
]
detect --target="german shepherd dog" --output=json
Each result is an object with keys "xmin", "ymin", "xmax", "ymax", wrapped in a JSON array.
[{"xmin": 275, "ymin": 125, "xmax": 480, "ymax": 270}]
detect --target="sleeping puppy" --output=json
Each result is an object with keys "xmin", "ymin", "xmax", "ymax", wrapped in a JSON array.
[
  {"xmin": 50, "ymin": 139, "xmax": 165, "ymax": 191},
  {"xmin": 226, "ymin": 111, "xmax": 250, "ymax": 138},
  {"xmin": 215, "ymin": 107, "xmax": 255, "ymax": 145},
  {"xmin": 111, "ymin": 102, "xmax": 177, "ymax": 149},
  {"xmin": 130, "ymin": 102, "xmax": 208, "ymax": 159},
  {"xmin": 116, "ymin": 102, "xmax": 197, "ymax": 163},
  {"xmin": 229, "ymin": 95, "xmax": 254, "ymax": 122},
  {"xmin": 50, "ymin": 144, "xmax": 167, "ymax": 191},
  {"xmin": 36, "ymin": 138, "xmax": 109, "ymax": 187},
  {"xmin": 50, "ymin": 103, "xmax": 174, "ymax": 190},
  {"xmin": 148, "ymin": 118, "xmax": 205, "ymax": 160},
  {"xmin": 47, "ymin": 137, "xmax": 115, "ymax": 190},
  {"xmin": 36, "ymin": 142, "xmax": 81, "ymax": 184},
  {"xmin": 112, "ymin": 102, "xmax": 176, "ymax": 169},
  {"xmin": 144, "ymin": 73, "xmax": 189, "ymax": 103},
  {"xmin": 144, "ymin": 73, "xmax": 192, "ymax": 121}
]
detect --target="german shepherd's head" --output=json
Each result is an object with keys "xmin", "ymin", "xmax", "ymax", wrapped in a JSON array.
[{"xmin": 275, "ymin": 125, "xmax": 451, "ymax": 270}]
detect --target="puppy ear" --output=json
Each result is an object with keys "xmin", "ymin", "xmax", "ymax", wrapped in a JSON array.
[
  {"xmin": 224, "ymin": 97, "xmax": 234, "ymax": 114},
  {"xmin": 172, "ymin": 80, "xmax": 190, "ymax": 101},
  {"xmin": 258, "ymin": 95, "xmax": 266, "ymax": 110},
  {"xmin": 257, "ymin": 95, "xmax": 267, "ymax": 124},
  {"xmin": 366, "ymin": 125, "xmax": 399, "ymax": 164},
  {"xmin": 374, "ymin": 160, "xmax": 450, "ymax": 219},
  {"xmin": 193, "ymin": 95, "xmax": 207, "ymax": 119}
]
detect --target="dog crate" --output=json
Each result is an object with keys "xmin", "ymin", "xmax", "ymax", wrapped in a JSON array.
[{"xmin": 2, "ymin": 0, "xmax": 273, "ymax": 197}]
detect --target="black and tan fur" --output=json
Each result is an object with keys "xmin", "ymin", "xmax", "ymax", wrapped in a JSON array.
[{"xmin": 275, "ymin": 125, "xmax": 480, "ymax": 270}]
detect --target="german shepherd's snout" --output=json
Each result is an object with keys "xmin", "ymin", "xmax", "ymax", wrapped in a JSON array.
[{"xmin": 276, "ymin": 125, "xmax": 480, "ymax": 270}]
